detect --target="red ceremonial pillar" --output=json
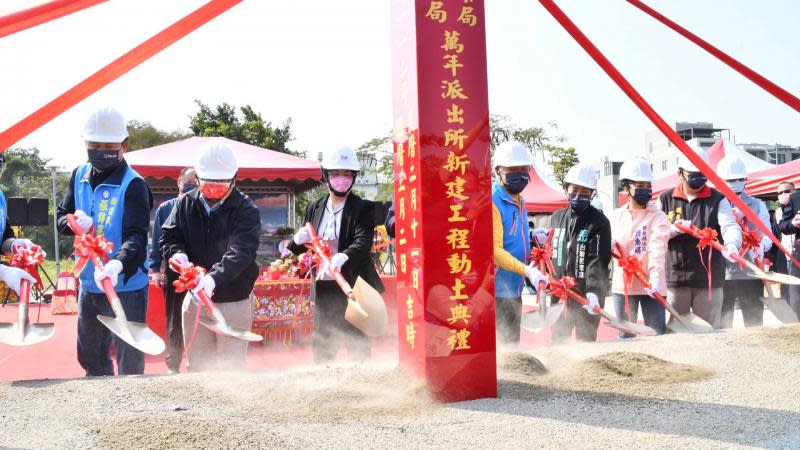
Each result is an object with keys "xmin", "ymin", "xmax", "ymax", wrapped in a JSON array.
[{"xmin": 391, "ymin": 0, "xmax": 496, "ymax": 402}]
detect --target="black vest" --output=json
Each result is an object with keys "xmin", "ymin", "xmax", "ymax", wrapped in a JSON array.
[{"xmin": 659, "ymin": 188, "xmax": 726, "ymax": 288}]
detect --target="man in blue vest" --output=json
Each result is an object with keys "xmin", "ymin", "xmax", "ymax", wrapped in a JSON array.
[
  {"xmin": 57, "ymin": 107, "xmax": 153, "ymax": 376},
  {"xmin": 492, "ymin": 141, "xmax": 548, "ymax": 345}
]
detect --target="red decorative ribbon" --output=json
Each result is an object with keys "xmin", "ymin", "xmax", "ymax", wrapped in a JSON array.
[
  {"xmin": 0, "ymin": 0, "xmax": 108, "ymax": 39},
  {"xmin": 71, "ymin": 233, "xmax": 113, "ymax": 276},
  {"xmin": 735, "ymin": 215, "xmax": 761, "ymax": 258},
  {"xmin": 537, "ymin": 0, "xmax": 800, "ymax": 273},
  {"xmin": 693, "ymin": 226, "xmax": 719, "ymax": 301},
  {"xmin": 548, "ymin": 276, "xmax": 576, "ymax": 302},
  {"xmin": 9, "ymin": 245, "xmax": 45, "ymax": 290},
  {"xmin": 614, "ymin": 253, "xmax": 648, "ymax": 314},
  {"xmin": 170, "ymin": 260, "xmax": 206, "ymax": 293}
]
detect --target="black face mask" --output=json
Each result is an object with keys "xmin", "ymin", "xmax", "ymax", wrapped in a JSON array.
[
  {"xmin": 632, "ymin": 188, "xmax": 652, "ymax": 206},
  {"xmin": 87, "ymin": 149, "xmax": 120, "ymax": 171},
  {"xmin": 181, "ymin": 183, "xmax": 197, "ymax": 194},
  {"xmin": 503, "ymin": 172, "xmax": 530, "ymax": 195},
  {"xmin": 686, "ymin": 173, "xmax": 707, "ymax": 190},
  {"xmin": 568, "ymin": 193, "xmax": 592, "ymax": 212}
]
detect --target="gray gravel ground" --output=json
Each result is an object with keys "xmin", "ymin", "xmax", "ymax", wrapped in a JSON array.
[{"xmin": 1, "ymin": 325, "xmax": 799, "ymax": 449}]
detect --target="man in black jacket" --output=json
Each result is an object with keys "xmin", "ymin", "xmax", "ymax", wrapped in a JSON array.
[
  {"xmin": 289, "ymin": 146, "xmax": 384, "ymax": 363},
  {"xmin": 160, "ymin": 141, "xmax": 261, "ymax": 371},
  {"xmin": 778, "ymin": 188, "xmax": 800, "ymax": 319},
  {"xmin": 548, "ymin": 163, "xmax": 611, "ymax": 343}
]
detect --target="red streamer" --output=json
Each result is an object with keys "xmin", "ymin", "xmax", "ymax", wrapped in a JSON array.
[
  {"xmin": 626, "ymin": 0, "xmax": 800, "ymax": 113},
  {"xmin": 0, "ymin": 0, "xmax": 243, "ymax": 152},
  {"xmin": 537, "ymin": 0, "xmax": 800, "ymax": 271},
  {"xmin": 0, "ymin": 0, "xmax": 107, "ymax": 38},
  {"xmin": 9, "ymin": 245, "xmax": 45, "ymax": 290}
]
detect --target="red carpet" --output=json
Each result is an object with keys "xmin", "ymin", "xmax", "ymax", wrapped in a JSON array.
[{"xmin": 0, "ymin": 303, "xmax": 620, "ymax": 382}]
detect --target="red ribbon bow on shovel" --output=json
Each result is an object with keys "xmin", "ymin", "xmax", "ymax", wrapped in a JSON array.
[
  {"xmin": 169, "ymin": 259, "xmax": 206, "ymax": 293},
  {"xmin": 548, "ymin": 276, "xmax": 577, "ymax": 302},
  {"xmin": 71, "ymin": 233, "xmax": 113, "ymax": 276},
  {"xmin": 9, "ymin": 244, "xmax": 45, "ymax": 291}
]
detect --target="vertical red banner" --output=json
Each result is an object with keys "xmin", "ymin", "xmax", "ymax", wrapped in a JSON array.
[{"xmin": 392, "ymin": 0, "xmax": 496, "ymax": 402}]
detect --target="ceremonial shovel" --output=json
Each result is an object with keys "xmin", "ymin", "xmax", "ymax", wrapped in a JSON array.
[
  {"xmin": 675, "ymin": 222, "xmax": 799, "ymax": 324},
  {"xmin": 611, "ymin": 242, "xmax": 712, "ymax": 334},
  {"xmin": 305, "ymin": 223, "xmax": 389, "ymax": 337},
  {"xmin": 67, "ymin": 214, "xmax": 165, "ymax": 355},
  {"xmin": 521, "ymin": 229, "xmax": 564, "ymax": 333},
  {"xmin": 0, "ymin": 246, "xmax": 55, "ymax": 346},
  {"xmin": 170, "ymin": 258, "xmax": 263, "ymax": 342}
]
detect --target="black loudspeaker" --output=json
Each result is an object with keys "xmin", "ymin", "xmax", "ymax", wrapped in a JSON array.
[
  {"xmin": 28, "ymin": 198, "xmax": 49, "ymax": 226},
  {"xmin": 7, "ymin": 197, "xmax": 28, "ymax": 226}
]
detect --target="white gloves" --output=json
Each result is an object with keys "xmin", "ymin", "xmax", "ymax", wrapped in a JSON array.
[
  {"xmin": 293, "ymin": 227, "xmax": 312, "ymax": 245},
  {"xmin": 192, "ymin": 274, "xmax": 215, "ymax": 297},
  {"xmin": 524, "ymin": 263, "xmax": 549, "ymax": 289},
  {"xmin": 749, "ymin": 245, "xmax": 765, "ymax": 263},
  {"xmin": 645, "ymin": 276, "xmax": 661, "ymax": 298},
  {"xmin": 331, "ymin": 253, "xmax": 349, "ymax": 270},
  {"xmin": 792, "ymin": 215, "xmax": 800, "ymax": 229},
  {"xmin": 73, "ymin": 210, "xmax": 93, "ymax": 234},
  {"xmin": 721, "ymin": 243, "xmax": 739, "ymax": 263},
  {"xmin": 671, "ymin": 219, "xmax": 691, "ymax": 235},
  {"xmin": 531, "ymin": 227, "xmax": 549, "ymax": 245},
  {"xmin": 0, "ymin": 265, "xmax": 36, "ymax": 295},
  {"xmin": 171, "ymin": 252, "xmax": 191, "ymax": 270},
  {"xmin": 94, "ymin": 259, "xmax": 123, "ymax": 288},
  {"xmin": 583, "ymin": 292, "xmax": 600, "ymax": 315}
]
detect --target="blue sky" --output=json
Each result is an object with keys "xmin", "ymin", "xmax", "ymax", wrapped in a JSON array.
[{"xmin": 1, "ymin": 0, "xmax": 797, "ymax": 169}]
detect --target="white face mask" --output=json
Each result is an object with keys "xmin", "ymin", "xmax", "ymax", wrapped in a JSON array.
[{"xmin": 727, "ymin": 180, "xmax": 746, "ymax": 194}]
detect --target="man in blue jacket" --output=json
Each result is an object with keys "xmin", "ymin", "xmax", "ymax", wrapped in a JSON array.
[
  {"xmin": 492, "ymin": 141, "xmax": 547, "ymax": 345},
  {"xmin": 57, "ymin": 107, "xmax": 153, "ymax": 376}
]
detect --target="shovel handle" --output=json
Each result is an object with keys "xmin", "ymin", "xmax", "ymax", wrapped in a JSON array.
[
  {"xmin": 19, "ymin": 279, "xmax": 31, "ymax": 306},
  {"xmin": 304, "ymin": 222, "xmax": 355, "ymax": 297},
  {"xmin": 196, "ymin": 289, "xmax": 220, "ymax": 316}
]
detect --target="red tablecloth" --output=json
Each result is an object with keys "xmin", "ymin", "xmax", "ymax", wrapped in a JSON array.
[{"xmin": 252, "ymin": 278, "xmax": 312, "ymax": 345}]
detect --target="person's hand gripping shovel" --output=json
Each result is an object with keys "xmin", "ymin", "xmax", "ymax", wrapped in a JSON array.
[
  {"xmin": 169, "ymin": 257, "xmax": 262, "ymax": 342},
  {"xmin": 520, "ymin": 228, "xmax": 564, "ymax": 333},
  {"xmin": 675, "ymin": 222, "xmax": 799, "ymax": 323},
  {"xmin": 304, "ymin": 222, "xmax": 388, "ymax": 337},
  {"xmin": 550, "ymin": 276, "xmax": 658, "ymax": 336},
  {"xmin": 66, "ymin": 213, "xmax": 165, "ymax": 355},
  {"xmin": 0, "ymin": 245, "xmax": 55, "ymax": 346},
  {"xmin": 611, "ymin": 241, "xmax": 712, "ymax": 333}
]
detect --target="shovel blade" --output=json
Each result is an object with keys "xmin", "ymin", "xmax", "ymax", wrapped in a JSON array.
[
  {"xmin": 0, "ymin": 322, "xmax": 55, "ymax": 346},
  {"xmin": 667, "ymin": 312, "xmax": 713, "ymax": 334},
  {"xmin": 606, "ymin": 318, "xmax": 658, "ymax": 336},
  {"xmin": 521, "ymin": 302, "xmax": 564, "ymax": 333},
  {"xmin": 345, "ymin": 277, "xmax": 389, "ymax": 337},
  {"xmin": 761, "ymin": 297, "xmax": 799, "ymax": 324},
  {"xmin": 747, "ymin": 271, "xmax": 800, "ymax": 285},
  {"xmin": 198, "ymin": 317, "xmax": 263, "ymax": 342},
  {"xmin": 97, "ymin": 315, "xmax": 165, "ymax": 355}
]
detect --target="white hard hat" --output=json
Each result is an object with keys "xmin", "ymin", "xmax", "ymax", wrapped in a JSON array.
[
  {"xmin": 677, "ymin": 145, "xmax": 708, "ymax": 172},
  {"xmin": 82, "ymin": 107, "xmax": 128, "ymax": 143},
  {"xmin": 493, "ymin": 140, "xmax": 532, "ymax": 168},
  {"xmin": 619, "ymin": 158, "xmax": 654, "ymax": 182},
  {"xmin": 564, "ymin": 163, "xmax": 598, "ymax": 190},
  {"xmin": 322, "ymin": 146, "xmax": 360, "ymax": 171},
  {"xmin": 717, "ymin": 154, "xmax": 748, "ymax": 180},
  {"xmin": 196, "ymin": 141, "xmax": 237, "ymax": 179}
]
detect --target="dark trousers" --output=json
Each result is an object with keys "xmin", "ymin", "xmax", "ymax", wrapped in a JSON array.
[
  {"xmin": 790, "ymin": 259, "xmax": 800, "ymax": 320},
  {"xmin": 612, "ymin": 293, "xmax": 666, "ymax": 338},
  {"xmin": 77, "ymin": 287, "xmax": 147, "ymax": 376},
  {"xmin": 312, "ymin": 280, "xmax": 370, "ymax": 363},
  {"xmin": 163, "ymin": 274, "xmax": 184, "ymax": 372},
  {"xmin": 552, "ymin": 295, "xmax": 603, "ymax": 343},
  {"xmin": 496, "ymin": 297, "xmax": 522, "ymax": 345},
  {"xmin": 722, "ymin": 279, "xmax": 764, "ymax": 328}
]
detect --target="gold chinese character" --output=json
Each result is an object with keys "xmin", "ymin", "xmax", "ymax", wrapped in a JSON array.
[
  {"xmin": 441, "ymin": 30, "xmax": 463, "ymax": 53},
  {"xmin": 411, "ymin": 188, "xmax": 417, "ymax": 210},
  {"xmin": 441, "ymin": 79, "xmax": 469, "ymax": 100},
  {"xmin": 446, "ymin": 228, "xmax": 470, "ymax": 250},
  {"xmin": 408, "ymin": 133, "xmax": 417, "ymax": 158},
  {"xmin": 96, "ymin": 225, "xmax": 104, "ymax": 236},
  {"xmin": 413, "ymin": 270, "xmax": 419, "ymax": 290},
  {"xmin": 99, "ymin": 200, "xmax": 109, "ymax": 211},
  {"xmin": 396, "ymin": 140, "xmax": 405, "ymax": 168},
  {"xmin": 450, "ymin": 277, "xmax": 468, "ymax": 301},
  {"xmin": 406, "ymin": 295, "xmax": 414, "ymax": 319},
  {"xmin": 443, "ymin": 127, "xmax": 467, "ymax": 149},
  {"xmin": 445, "ymin": 176, "xmax": 470, "ymax": 201},
  {"xmin": 443, "ymin": 54, "xmax": 463, "ymax": 77},
  {"xmin": 447, "ymin": 252, "xmax": 472, "ymax": 274},
  {"xmin": 447, "ymin": 304, "xmax": 472, "ymax": 325},
  {"xmin": 448, "ymin": 204, "xmax": 467, "ymax": 223},
  {"xmin": 399, "ymin": 197, "xmax": 406, "ymax": 220},
  {"xmin": 442, "ymin": 151, "xmax": 470, "ymax": 175},
  {"xmin": 447, "ymin": 103, "xmax": 464, "ymax": 124},
  {"xmin": 425, "ymin": 1, "xmax": 447, "ymax": 23},
  {"xmin": 400, "ymin": 253, "xmax": 407, "ymax": 274},
  {"xmin": 458, "ymin": 6, "xmax": 477, "ymax": 26},
  {"xmin": 97, "ymin": 212, "xmax": 107, "ymax": 224},
  {"xmin": 448, "ymin": 328, "xmax": 471, "ymax": 350},
  {"xmin": 406, "ymin": 323, "xmax": 416, "ymax": 348},
  {"xmin": 411, "ymin": 218, "xmax": 419, "ymax": 238},
  {"xmin": 110, "ymin": 197, "xmax": 118, "ymax": 206}
]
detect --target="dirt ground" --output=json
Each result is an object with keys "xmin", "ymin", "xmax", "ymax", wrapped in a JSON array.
[{"xmin": 2, "ymin": 325, "xmax": 800, "ymax": 449}]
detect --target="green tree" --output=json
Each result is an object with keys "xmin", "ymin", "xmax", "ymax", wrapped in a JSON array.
[
  {"xmin": 546, "ymin": 144, "xmax": 580, "ymax": 185},
  {"xmin": 0, "ymin": 148, "xmax": 71, "ymax": 262},
  {"xmin": 127, "ymin": 120, "xmax": 190, "ymax": 151},
  {"xmin": 355, "ymin": 135, "xmax": 394, "ymax": 201},
  {"xmin": 189, "ymin": 100, "xmax": 296, "ymax": 155}
]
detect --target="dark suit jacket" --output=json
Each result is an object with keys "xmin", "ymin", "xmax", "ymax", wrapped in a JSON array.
[{"xmin": 289, "ymin": 193, "xmax": 384, "ymax": 293}]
